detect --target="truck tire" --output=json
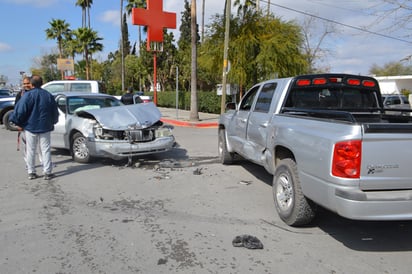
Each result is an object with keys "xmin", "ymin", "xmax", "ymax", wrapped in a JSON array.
[
  {"xmin": 71, "ymin": 132, "xmax": 91, "ymax": 163},
  {"xmin": 273, "ymin": 158, "xmax": 316, "ymax": 226},
  {"xmin": 218, "ymin": 129, "xmax": 235, "ymax": 164},
  {"xmin": 2, "ymin": 109, "xmax": 19, "ymax": 131}
]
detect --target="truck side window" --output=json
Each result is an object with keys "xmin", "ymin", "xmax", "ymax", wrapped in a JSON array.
[
  {"xmin": 239, "ymin": 86, "xmax": 260, "ymax": 111},
  {"xmin": 44, "ymin": 83, "xmax": 65, "ymax": 93},
  {"xmin": 254, "ymin": 82, "xmax": 277, "ymax": 113},
  {"xmin": 71, "ymin": 83, "xmax": 92, "ymax": 92}
]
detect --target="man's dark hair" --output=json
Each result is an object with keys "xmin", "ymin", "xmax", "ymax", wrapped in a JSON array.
[{"xmin": 30, "ymin": 75, "xmax": 43, "ymax": 88}]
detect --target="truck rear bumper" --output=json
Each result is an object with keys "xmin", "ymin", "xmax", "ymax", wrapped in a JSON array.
[{"xmin": 334, "ymin": 188, "xmax": 412, "ymax": 220}]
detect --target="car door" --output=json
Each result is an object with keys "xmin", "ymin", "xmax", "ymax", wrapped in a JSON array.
[
  {"xmin": 227, "ymin": 85, "xmax": 260, "ymax": 155},
  {"xmin": 51, "ymin": 95, "xmax": 69, "ymax": 149},
  {"xmin": 244, "ymin": 81, "xmax": 278, "ymax": 163}
]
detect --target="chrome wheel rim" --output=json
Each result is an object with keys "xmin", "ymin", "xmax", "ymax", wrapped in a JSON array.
[
  {"xmin": 73, "ymin": 136, "xmax": 89, "ymax": 159},
  {"xmin": 275, "ymin": 174, "xmax": 293, "ymax": 211}
]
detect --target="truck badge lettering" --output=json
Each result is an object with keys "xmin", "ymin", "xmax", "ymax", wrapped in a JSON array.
[{"xmin": 367, "ymin": 164, "xmax": 399, "ymax": 174}]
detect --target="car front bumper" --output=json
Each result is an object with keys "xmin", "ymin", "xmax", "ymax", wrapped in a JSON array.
[{"xmin": 86, "ymin": 135, "xmax": 175, "ymax": 160}]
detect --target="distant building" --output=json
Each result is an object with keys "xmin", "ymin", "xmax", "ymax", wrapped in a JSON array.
[{"xmin": 373, "ymin": 75, "xmax": 412, "ymax": 94}]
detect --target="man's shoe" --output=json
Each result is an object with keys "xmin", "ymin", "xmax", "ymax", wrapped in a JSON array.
[
  {"xmin": 28, "ymin": 173, "xmax": 38, "ymax": 180},
  {"xmin": 44, "ymin": 173, "xmax": 54, "ymax": 180}
]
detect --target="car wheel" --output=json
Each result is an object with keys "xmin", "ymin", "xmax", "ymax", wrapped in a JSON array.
[
  {"xmin": 71, "ymin": 132, "xmax": 91, "ymax": 163},
  {"xmin": 273, "ymin": 158, "xmax": 316, "ymax": 226},
  {"xmin": 2, "ymin": 109, "xmax": 19, "ymax": 131},
  {"xmin": 218, "ymin": 129, "xmax": 235, "ymax": 164}
]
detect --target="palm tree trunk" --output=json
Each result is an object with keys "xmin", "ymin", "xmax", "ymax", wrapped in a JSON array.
[
  {"xmin": 190, "ymin": 0, "xmax": 199, "ymax": 121},
  {"xmin": 201, "ymin": 0, "xmax": 205, "ymax": 43}
]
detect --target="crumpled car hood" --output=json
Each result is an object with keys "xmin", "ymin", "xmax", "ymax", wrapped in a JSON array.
[{"xmin": 75, "ymin": 102, "xmax": 162, "ymax": 130}]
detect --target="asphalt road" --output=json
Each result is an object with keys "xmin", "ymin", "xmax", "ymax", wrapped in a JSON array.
[{"xmin": 1, "ymin": 126, "xmax": 411, "ymax": 274}]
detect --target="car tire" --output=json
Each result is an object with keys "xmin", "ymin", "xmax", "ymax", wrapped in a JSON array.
[
  {"xmin": 71, "ymin": 132, "xmax": 91, "ymax": 163},
  {"xmin": 218, "ymin": 129, "xmax": 235, "ymax": 164},
  {"xmin": 2, "ymin": 109, "xmax": 19, "ymax": 131},
  {"xmin": 273, "ymin": 158, "xmax": 316, "ymax": 226}
]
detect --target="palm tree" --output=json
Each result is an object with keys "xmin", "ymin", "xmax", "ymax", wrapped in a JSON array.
[
  {"xmin": 45, "ymin": 19, "xmax": 71, "ymax": 59},
  {"xmin": 45, "ymin": 19, "xmax": 71, "ymax": 79},
  {"xmin": 75, "ymin": 0, "xmax": 93, "ymax": 28},
  {"xmin": 233, "ymin": 0, "xmax": 256, "ymax": 18},
  {"xmin": 123, "ymin": 0, "xmax": 146, "ymax": 90},
  {"xmin": 125, "ymin": 0, "xmax": 146, "ymax": 47},
  {"xmin": 72, "ymin": 27, "xmax": 103, "ymax": 80}
]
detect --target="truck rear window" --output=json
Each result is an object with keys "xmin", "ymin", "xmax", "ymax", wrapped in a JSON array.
[{"xmin": 285, "ymin": 87, "xmax": 379, "ymax": 110}]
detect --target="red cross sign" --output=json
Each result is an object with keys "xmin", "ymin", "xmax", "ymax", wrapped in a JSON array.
[{"xmin": 131, "ymin": 0, "xmax": 176, "ymax": 48}]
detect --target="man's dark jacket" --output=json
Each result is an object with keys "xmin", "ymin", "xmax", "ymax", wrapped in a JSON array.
[{"xmin": 11, "ymin": 88, "xmax": 59, "ymax": 133}]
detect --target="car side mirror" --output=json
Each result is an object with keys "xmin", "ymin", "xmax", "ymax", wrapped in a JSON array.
[{"xmin": 226, "ymin": 102, "xmax": 236, "ymax": 110}]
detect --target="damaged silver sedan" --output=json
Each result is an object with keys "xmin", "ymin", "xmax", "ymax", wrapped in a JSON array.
[{"xmin": 52, "ymin": 93, "xmax": 175, "ymax": 163}]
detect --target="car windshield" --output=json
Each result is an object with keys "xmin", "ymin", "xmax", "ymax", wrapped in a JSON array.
[{"xmin": 67, "ymin": 96, "xmax": 122, "ymax": 114}]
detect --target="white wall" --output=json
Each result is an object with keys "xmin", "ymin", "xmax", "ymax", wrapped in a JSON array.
[{"xmin": 374, "ymin": 76, "xmax": 412, "ymax": 94}]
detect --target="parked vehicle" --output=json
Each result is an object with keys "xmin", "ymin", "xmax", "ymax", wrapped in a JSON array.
[
  {"xmin": 382, "ymin": 94, "xmax": 411, "ymax": 115},
  {"xmin": 42, "ymin": 80, "xmax": 106, "ymax": 94},
  {"xmin": 0, "ymin": 89, "xmax": 12, "ymax": 96},
  {"xmin": 0, "ymin": 96, "xmax": 17, "ymax": 131},
  {"xmin": 219, "ymin": 73, "xmax": 412, "ymax": 226},
  {"xmin": 115, "ymin": 94, "xmax": 152, "ymax": 104},
  {"xmin": 139, "ymin": 95, "xmax": 153, "ymax": 103},
  {"xmin": 52, "ymin": 92, "xmax": 175, "ymax": 163}
]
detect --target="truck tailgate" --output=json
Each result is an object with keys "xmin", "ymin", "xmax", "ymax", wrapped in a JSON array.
[{"xmin": 360, "ymin": 123, "xmax": 412, "ymax": 190}]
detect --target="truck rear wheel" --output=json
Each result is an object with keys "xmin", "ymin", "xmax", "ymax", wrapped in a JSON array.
[
  {"xmin": 218, "ymin": 129, "xmax": 235, "ymax": 164},
  {"xmin": 273, "ymin": 158, "xmax": 316, "ymax": 226}
]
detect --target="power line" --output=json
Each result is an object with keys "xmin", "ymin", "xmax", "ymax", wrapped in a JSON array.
[{"xmin": 260, "ymin": 1, "xmax": 412, "ymax": 44}]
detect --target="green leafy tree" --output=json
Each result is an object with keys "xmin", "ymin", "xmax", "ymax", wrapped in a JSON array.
[
  {"xmin": 125, "ymin": 54, "xmax": 148, "ymax": 90},
  {"xmin": 32, "ymin": 52, "xmax": 60, "ymax": 82},
  {"xmin": 370, "ymin": 62, "xmax": 412, "ymax": 76},
  {"xmin": 72, "ymin": 27, "xmax": 103, "ymax": 80},
  {"xmin": 156, "ymin": 32, "xmax": 177, "ymax": 92},
  {"xmin": 200, "ymin": 11, "xmax": 308, "ymax": 96}
]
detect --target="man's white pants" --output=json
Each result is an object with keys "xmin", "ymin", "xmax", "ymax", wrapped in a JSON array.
[{"xmin": 25, "ymin": 130, "xmax": 52, "ymax": 175}]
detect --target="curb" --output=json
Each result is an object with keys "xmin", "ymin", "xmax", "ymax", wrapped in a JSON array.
[{"xmin": 161, "ymin": 118, "xmax": 218, "ymax": 128}]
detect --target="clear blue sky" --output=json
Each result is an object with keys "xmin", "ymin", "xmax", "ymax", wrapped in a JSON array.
[{"xmin": 1, "ymin": 0, "xmax": 411, "ymax": 86}]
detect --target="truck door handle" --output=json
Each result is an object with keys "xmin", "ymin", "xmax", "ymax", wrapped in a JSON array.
[{"xmin": 260, "ymin": 122, "xmax": 268, "ymax": 128}]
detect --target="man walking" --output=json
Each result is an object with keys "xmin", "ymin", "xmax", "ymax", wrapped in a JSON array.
[{"xmin": 11, "ymin": 75, "xmax": 59, "ymax": 180}]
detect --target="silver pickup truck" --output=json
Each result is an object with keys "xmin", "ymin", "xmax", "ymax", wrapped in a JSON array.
[{"xmin": 218, "ymin": 73, "xmax": 412, "ymax": 226}]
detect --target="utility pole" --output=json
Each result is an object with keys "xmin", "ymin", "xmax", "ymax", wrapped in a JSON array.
[
  {"xmin": 220, "ymin": 0, "xmax": 231, "ymax": 114},
  {"xmin": 120, "ymin": 0, "xmax": 125, "ymax": 92}
]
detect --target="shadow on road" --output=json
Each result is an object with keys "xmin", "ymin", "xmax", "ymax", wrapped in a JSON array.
[
  {"xmin": 313, "ymin": 208, "xmax": 412, "ymax": 252},
  {"xmin": 231, "ymin": 157, "xmax": 412, "ymax": 252}
]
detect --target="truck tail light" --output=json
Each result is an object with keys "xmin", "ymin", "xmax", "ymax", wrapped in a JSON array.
[
  {"xmin": 362, "ymin": 80, "xmax": 376, "ymax": 87},
  {"xmin": 313, "ymin": 78, "xmax": 327, "ymax": 85},
  {"xmin": 332, "ymin": 140, "xmax": 361, "ymax": 179},
  {"xmin": 347, "ymin": 78, "xmax": 361, "ymax": 86}
]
